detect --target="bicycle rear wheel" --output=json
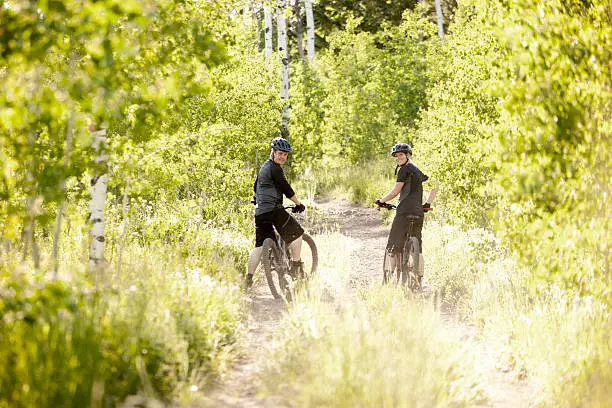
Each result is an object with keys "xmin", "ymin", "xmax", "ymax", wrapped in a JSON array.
[
  {"xmin": 261, "ymin": 238, "xmax": 291, "ymax": 300},
  {"xmin": 382, "ymin": 251, "xmax": 401, "ymax": 285},
  {"xmin": 401, "ymin": 237, "xmax": 421, "ymax": 291}
]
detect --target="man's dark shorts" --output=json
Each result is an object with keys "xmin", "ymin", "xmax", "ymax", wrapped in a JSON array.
[
  {"xmin": 386, "ymin": 214, "xmax": 423, "ymax": 254},
  {"xmin": 255, "ymin": 208, "xmax": 304, "ymax": 247}
]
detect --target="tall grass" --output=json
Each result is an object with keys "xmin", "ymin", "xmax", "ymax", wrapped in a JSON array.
[
  {"xmin": 423, "ymin": 220, "xmax": 612, "ymax": 406},
  {"xmin": 264, "ymin": 290, "xmax": 486, "ymax": 407},
  {"xmin": 468, "ymin": 272, "xmax": 612, "ymax": 407},
  {"xmin": 259, "ymin": 232, "xmax": 486, "ymax": 407},
  {"xmin": 0, "ymin": 201, "xmax": 248, "ymax": 407},
  {"xmin": 306, "ymin": 163, "xmax": 612, "ymax": 407}
]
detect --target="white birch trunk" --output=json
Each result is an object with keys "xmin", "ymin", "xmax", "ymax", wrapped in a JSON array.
[
  {"xmin": 294, "ymin": 0, "xmax": 305, "ymax": 60},
  {"xmin": 89, "ymin": 129, "xmax": 109, "ymax": 270},
  {"xmin": 277, "ymin": 0, "xmax": 290, "ymax": 135},
  {"xmin": 435, "ymin": 0, "xmax": 445, "ymax": 42},
  {"xmin": 418, "ymin": 0, "xmax": 425, "ymax": 41},
  {"xmin": 264, "ymin": 5, "xmax": 274, "ymax": 61},
  {"xmin": 304, "ymin": 0, "xmax": 315, "ymax": 61}
]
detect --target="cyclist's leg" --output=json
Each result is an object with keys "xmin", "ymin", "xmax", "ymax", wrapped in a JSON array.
[
  {"xmin": 248, "ymin": 212, "xmax": 276, "ymax": 285},
  {"xmin": 247, "ymin": 247, "xmax": 263, "ymax": 276},
  {"xmin": 274, "ymin": 208, "xmax": 305, "ymax": 276},
  {"xmin": 288, "ymin": 235, "xmax": 303, "ymax": 262},
  {"xmin": 287, "ymin": 236, "xmax": 304, "ymax": 278},
  {"xmin": 419, "ymin": 254, "xmax": 424, "ymax": 276},
  {"xmin": 386, "ymin": 251, "xmax": 400, "ymax": 278},
  {"xmin": 386, "ymin": 214, "xmax": 410, "ymax": 279}
]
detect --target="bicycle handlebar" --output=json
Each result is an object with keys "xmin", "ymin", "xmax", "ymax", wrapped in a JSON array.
[
  {"xmin": 377, "ymin": 202, "xmax": 396, "ymax": 210},
  {"xmin": 284, "ymin": 204, "xmax": 306, "ymax": 214},
  {"xmin": 375, "ymin": 201, "xmax": 433, "ymax": 212}
]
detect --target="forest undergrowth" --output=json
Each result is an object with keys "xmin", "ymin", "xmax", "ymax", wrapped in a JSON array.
[
  {"xmin": 285, "ymin": 163, "xmax": 612, "ymax": 407},
  {"xmin": 1, "ymin": 0, "xmax": 609, "ymax": 406}
]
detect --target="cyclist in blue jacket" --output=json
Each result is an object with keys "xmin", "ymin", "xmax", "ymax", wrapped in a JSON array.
[{"xmin": 246, "ymin": 137, "xmax": 305, "ymax": 288}]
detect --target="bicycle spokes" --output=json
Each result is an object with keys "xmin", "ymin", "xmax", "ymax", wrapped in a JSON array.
[{"xmin": 261, "ymin": 234, "xmax": 317, "ymax": 301}]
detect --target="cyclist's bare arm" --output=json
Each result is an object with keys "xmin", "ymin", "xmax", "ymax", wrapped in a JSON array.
[
  {"xmin": 379, "ymin": 182, "xmax": 405, "ymax": 203},
  {"xmin": 425, "ymin": 178, "xmax": 440, "ymax": 204},
  {"xmin": 288, "ymin": 194, "xmax": 302, "ymax": 207}
]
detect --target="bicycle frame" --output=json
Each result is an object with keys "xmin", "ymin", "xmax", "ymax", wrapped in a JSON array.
[
  {"xmin": 275, "ymin": 233, "xmax": 291, "ymax": 269},
  {"xmin": 378, "ymin": 203, "xmax": 426, "ymax": 245},
  {"xmin": 259, "ymin": 205, "xmax": 319, "ymax": 300}
]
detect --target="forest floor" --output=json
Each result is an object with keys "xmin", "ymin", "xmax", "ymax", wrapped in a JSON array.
[{"xmin": 203, "ymin": 197, "xmax": 536, "ymax": 407}]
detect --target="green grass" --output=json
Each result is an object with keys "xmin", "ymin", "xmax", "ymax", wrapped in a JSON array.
[
  {"xmin": 301, "ymin": 163, "xmax": 612, "ymax": 407},
  {"xmin": 423, "ymin": 219, "xmax": 612, "ymax": 407},
  {"xmin": 0, "ymin": 208, "xmax": 247, "ymax": 407},
  {"xmin": 468, "ymin": 273, "xmax": 612, "ymax": 407},
  {"xmin": 259, "ymin": 232, "xmax": 486, "ymax": 407},
  {"xmin": 263, "ymin": 290, "xmax": 487, "ymax": 407}
]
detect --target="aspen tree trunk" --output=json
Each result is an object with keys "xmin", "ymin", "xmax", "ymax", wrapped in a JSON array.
[
  {"xmin": 294, "ymin": 0, "xmax": 305, "ymax": 60},
  {"xmin": 418, "ymin": 0, "xmax": 425, "ymax": 41},
  {"xmin": 277, "ymin": 0, "xmax": 290, "ymax": 136},
  {"xmin": 435, "ymin": 0, "xmax": 445, "ymax": 42},
  {"xmin": 264, "ymin": 5, "xmax": 274, "ymax": 61},
  {"xmin": 89, "ymin": 129, "xmax": 109, "ymax": 270},
  {"xmin": 304, "ymin": 0, "xmax": 315, "ymax": 61}
]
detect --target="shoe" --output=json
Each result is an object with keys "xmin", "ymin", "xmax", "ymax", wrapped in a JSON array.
[
  {"xmin": 406, "ymin": 273, "xmax": 421, "ymax": 292},
  {"xmin": 413, "ymin": 275, "xmax": 424, "ymax": 292},
  {"xmin": 245, "ymin": 274, "xmax": 253, "ymax": 289},
  {"xmin": 289, "ymin": 261, "xmax": 304, "ymax": 280}
]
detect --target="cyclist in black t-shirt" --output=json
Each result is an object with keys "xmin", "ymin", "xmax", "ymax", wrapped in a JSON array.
[
  {"xmin": 375, "ymin": 143, "xmax": 439, "ymax": 282},
  {"xmin": 245, "ymin": 137, "xmax": 306, "ymax": 288}
]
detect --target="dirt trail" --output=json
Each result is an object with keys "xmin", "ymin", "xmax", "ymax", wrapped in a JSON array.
[{"xmin": 206, "ymin": 197, "xmax": 535, "ymax": 407}]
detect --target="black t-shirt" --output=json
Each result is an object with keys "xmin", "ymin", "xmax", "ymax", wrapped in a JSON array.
[
  {"xmin": 396, "ymin": 163, "xmax": 429, "ymax": 216},
  {"xmin": 254, "ymin": 159, "xmax": 295, "ymax": 216}
]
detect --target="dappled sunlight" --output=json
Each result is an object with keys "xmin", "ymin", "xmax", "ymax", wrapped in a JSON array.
[{"xmin": 1, "ymin": 0, "xmax": 608, "ymax": 405}]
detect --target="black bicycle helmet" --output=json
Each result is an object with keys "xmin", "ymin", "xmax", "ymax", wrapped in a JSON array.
[
  {"xmin": 391, "ymin": 143, "xmax": 412, "ymax": 156},
  {"xmin": 271, "ymin": 137, "xmax": 292, "ymax": 153}
]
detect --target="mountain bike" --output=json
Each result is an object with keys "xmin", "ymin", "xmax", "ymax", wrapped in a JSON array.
[
  {"xmin": 260, "ymin": 207, "xmax": 318, "ymax": 300},
  {"xmin": 377, "ymin": 203, "xmax": 431, "ymax": 292}
]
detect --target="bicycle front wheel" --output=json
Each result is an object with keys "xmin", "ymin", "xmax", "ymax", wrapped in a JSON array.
[
  {"xmin": 261, "ymin": 238, "xmax": 290, "ymax": 300},
  {"xmin": 294, "ymin": 233, "xmax": 318, "ymax": 279},
  {"xmin": 382, "ymin": 250, "xmax": 395, "ymax": 284}
]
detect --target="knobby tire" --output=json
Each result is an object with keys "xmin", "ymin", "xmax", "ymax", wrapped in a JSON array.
[
  {"xmin": 402, "ymin": 237, "xmax": 421, "ymax": 292},
  {"xmin": 298, "ymin": 233, "xmax": 318, "ymax": 278},
  {"xmin": 382, "ymin": 237, "xmax": 421, "ymax": 291},
  {"xmin": 261, "ymin": 238, "xmax": 288, "ymax": 300}
]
